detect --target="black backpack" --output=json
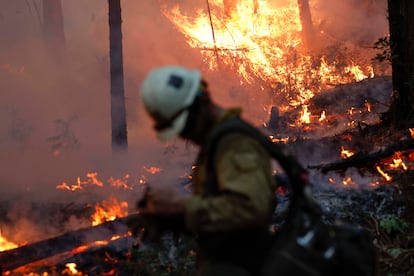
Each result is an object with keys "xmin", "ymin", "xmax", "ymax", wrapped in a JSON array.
[{"xmin": 204, "ymin": 117, "xmax": 377, "ymax": 276}]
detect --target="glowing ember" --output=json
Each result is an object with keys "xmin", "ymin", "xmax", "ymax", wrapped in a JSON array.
[
  {"xmin": 63, "ymin": 263, "xmax": 80, "ymax": 275},
  {"xmin": 340, "ymin": 146, "xmax": 354, "ymax": 159},
  {"xmin": 269, "ymin": 136, "xmax": 289, "ymax": 143},
  {"xmin": 91, "ymin": 197, "xmax": 128, "ymax": 226},
  {"xmin": 365, "ymin": 100, "xmax": 372, "ymax": 112},
  {"xmin": 143, "ymin": 166, "xmax": 162, "ymax": 174},
  {"xmin": 56, "ymin": 172, "xmax": 103, "ymax": 191},
  {"xmin": 389, "ymin": 152, "xmax": 408, "ymax": 171},
  {"xmin": 108, "ymin": 174, "xmax": 134, "ymax": 190},
  {"xmin": 376, "ymin": 166, "xmax": 392, "ymax": 182},
  {"xmin": 342, "ymin": 176, "xmax": 354, "ymax": 186}
]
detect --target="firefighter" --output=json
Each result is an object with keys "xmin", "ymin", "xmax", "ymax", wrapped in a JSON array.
[{"xmin": 138, "ymin": 65, "xmax": 276, "ymax": 276}]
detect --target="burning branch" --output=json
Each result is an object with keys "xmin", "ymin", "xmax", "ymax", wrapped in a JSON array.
[
  {"xmin": 308, "ymin": 139, "xmax": 414, "ymax": 173},
  {"xmin": 0, "ymin": 214, "xmax": 139, "ymax": 272},
  {"xmin": 205, "ymin": 0, "xmax": 220, "ymax": 65}
]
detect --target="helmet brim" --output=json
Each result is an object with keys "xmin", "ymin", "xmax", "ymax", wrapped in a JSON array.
[{"xmin": 157, "ymin": 109, "xmax": 189, "ymax": 141}]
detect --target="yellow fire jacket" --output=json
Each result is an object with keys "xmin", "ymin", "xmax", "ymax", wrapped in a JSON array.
[{"xmin": 184, "ymin": 109, "xmax": 275, "ymax": 234}]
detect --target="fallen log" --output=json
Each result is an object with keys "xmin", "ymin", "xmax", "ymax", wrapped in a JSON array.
[
  {"xmin": 0, "ymin": 213, "xmax": 140, "ymax": 272},
  {"xmin": 308, "ymin": 139, "xmax": 414, "ymax": 173}
]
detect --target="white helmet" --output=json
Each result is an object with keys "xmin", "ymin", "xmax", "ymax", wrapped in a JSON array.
[{"xmin": 140, "ymin": 65, "xmax": 201, "ymax": 141}]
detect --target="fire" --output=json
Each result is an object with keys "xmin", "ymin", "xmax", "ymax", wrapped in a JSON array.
[
  {"xmin": 162, "ymin": 0, "xmax": 374, "ymax": 107},
  {"xmin": 56, "ymin": 172, "xmax": 103, "ymax": 191},
  {"xmin": 318, "ymin": 110, "xmax": 327, "ymax": 122},
  {"xmin": 0, "ymin": 230, "xmax": 18, "ymax": 252},
  {"xmin": 62, "ymin": 263, "xmax": 83, "ymax": 275},
  {"xmin": 340, "ymin": 146, "xmax": 354, "ymax": 159},
  {"xmin": 298, "ymin": 104, "xmax": 311, "ymax": 124},
  {"xmin": 344, "ymin": 63, "xmax": 368, "ymax": 82},
  {"xmin": 91, "ymin": 197, "xmax": 128, "ymax": 226},
  {"xmin": 365, "ymin": 100, "xmax": 372, "ymax": 112},
  {"xmin": 143, "ymin": 166, "xmax": 162, "ymax": 174},
  {"xmin": 376, "ymin": 166, "xmax": 392, "ymax": 182},
  {"xmin": 389, "ymin": 152, "xmax": 408, "ymax": 171},
  {"xmin": 342, "ymin": 176, "xmax": 354, "ymax": 186}
]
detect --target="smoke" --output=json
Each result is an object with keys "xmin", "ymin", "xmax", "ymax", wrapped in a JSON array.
[
  {"xmin": 0, "ymin": 0, "xmax": 203, "ymax": 203},
  {"xmin": 310, "ymin": 0, "xmax": 388, "ymax": 45}
]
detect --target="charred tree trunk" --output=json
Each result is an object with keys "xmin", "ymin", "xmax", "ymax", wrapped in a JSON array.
[
  {"xmin": 42, "ymin": 0, "xmax": 65, "ymax": 61},
  {"xmin": 297, "ymin": 0, "xmax": 315, "ymax": 50},
  {"xmin": 383, "ymin": 0, "xmax": 414, "ymax": 127},
  {"xmin": 108, "ymin": 0, "xmax": 128, "ymax": 152}
]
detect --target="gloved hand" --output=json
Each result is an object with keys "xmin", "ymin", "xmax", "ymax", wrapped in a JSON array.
[{"xmin": 138, "ymin": 183, "xmax": 190, "ymax": 216}]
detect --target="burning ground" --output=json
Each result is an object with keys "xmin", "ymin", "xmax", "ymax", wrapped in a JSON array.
[{"xmin": 1, "ymin": 0, "xmax": 413, "ymax": 275}]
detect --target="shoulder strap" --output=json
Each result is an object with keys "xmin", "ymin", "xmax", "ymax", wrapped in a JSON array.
[{"xmin": 203, "ymin": 117, "xmax": 311, "ymax": 200}]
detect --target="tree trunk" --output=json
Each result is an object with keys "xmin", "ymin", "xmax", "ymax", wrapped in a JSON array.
[
  {"xmin": 42, "ymin": 0, "xmax": 65, "ymax": 61},
  {"xmin": 297, "ymin": 0, "xmax": 315, "ymax": 50},
  {"xmin": 108, "ymin": 0, "xmax": 128, "ymax": 152},
  {"xmin": 383, "ymin": 0, "xmax": 414, "ymax": 127}
]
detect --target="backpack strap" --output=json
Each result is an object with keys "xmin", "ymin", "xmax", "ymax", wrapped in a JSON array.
[{"xmin": 203, "ymin": 117, "xmax": 311, "ymax": 198}]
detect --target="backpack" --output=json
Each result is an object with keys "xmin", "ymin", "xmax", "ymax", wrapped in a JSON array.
[{"xmin": 204, "ymin": 117, "xmax": 377, "ymax": 276}]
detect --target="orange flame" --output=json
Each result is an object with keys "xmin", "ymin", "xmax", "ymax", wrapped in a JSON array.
[
  {"xmin": 0, "ymin": 230, "xmax": 18, "ymax": 252},
  {"xmin": 162, "ymin": 0, "xmax": 374, "ymax": 107},
  {"xmin": 91, "ymin": 198, "xmax": 128, "ymax": 226},
  {"xmin": 376, "ymin": 166, "xmax": 392, "ymax": 182},
  {"xmin": 56, "ymin": 172, "xmax": 103, "ymax": 191},
  {"xmin": 298, "ymin": 104, "xmax": 311, "ymax": 124},
  {"xmin": 340, "ymin": 146, "xmax": 354, "ymax": 159}
]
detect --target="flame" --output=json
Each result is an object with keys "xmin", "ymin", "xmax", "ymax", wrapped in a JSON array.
[
  {"xmin": 56, "ymin": 172, "xmax": 103, "ymax": 191},
  {"xmin": 0, "ymin": 230, "xmax": 18, "ymax": 252},
  {"xmin": 63, "ymin": 263, "xmax": 80, "ymax": 275},
  {"xmin": 365, "ymin": 100, "xmax": 372, "ymax": 112},
  {"xmin": 91, "ymin": 197, "xmax": 128, "ymax": 226},
  {"xmin": 298, "ymin": 104, "xmax": 311, "ymax": 124},
  {"xmin": 162, "ymin": 0, "xmax": 374, "ymax": 107},
  {"xmin": 409, "ymin": 128, "xmax": 414, "ymax": 139},
  {"xmin": 389, "ymin": 152, "xmax": 408, "ymax": 171},
  {"xmin": 143, "ymin": 166, "xmax": 162, "ymax": 174},
  {"xmin": 342, "ymin": 176, "xmax": 354, "ymax": 186},
  {"xmin": 269, "ymin": 136, "xmax": 289, "ymax": 143},
  {"xmin": 344, "ymin": 63, "xmax": 368, "ymax": 82},
  {"xmin": 376, "ymin": 166, "xmax": 392, "ymax": 182},
  {"xmin": 318, "ymin": 110, "xmax": 326, "ymax": 122},
  {"xmin": 340, "ymin": 146, "xmax": 354, "ymax": 159}
]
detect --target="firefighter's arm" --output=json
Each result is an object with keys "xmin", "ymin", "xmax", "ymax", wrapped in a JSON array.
[{"xmin": 185, "ymin": 134, "xmax": 274, "ymax": 232}]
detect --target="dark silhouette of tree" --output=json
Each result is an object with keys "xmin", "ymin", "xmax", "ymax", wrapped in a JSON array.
[
  {"xmin": 383, "ymin": 0, "xmax": 414, "ymax": 127},
  {"xmin": 108, "ymin": 0, "xmax": 128, "ymax": 152},
  {"xmin": 297, "ymin": 0, "xmax": 315, "ymax": 50}
]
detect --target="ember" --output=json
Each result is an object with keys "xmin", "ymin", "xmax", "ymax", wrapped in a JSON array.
[{"xmin": 91, "ymin": 197, "xmax": 128, "ymax": 226}]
